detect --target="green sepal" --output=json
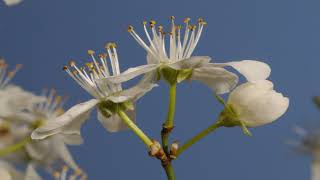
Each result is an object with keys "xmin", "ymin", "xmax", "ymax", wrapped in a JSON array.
[
  {"xmin": 98, "ymin": 100, "xmax": 134, "ymax": 119},
  {"xmin": 177, "ymin": 69, "xmax": 193, "ymax": 83},
  {"xmin": 214, "ymin": 94, "xmax": 227, "ymax": 107},
  {"xmin": 160, "ymin": 66, "xmax": 179, "ymax": 85},
  {"xmin": 240, "ymin": 122, "xmax": 252, "ymax": 136},
  {"xmin": 30, "ymin": 119, "xmax": 45, "ymax": 129},
  {"xmin": 121, "ymin": 101, "xmax": 134, "ymax": 111}
]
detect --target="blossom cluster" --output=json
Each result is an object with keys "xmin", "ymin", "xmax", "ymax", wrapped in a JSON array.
[
  {"xmin": 0, "ymin": 60, "xmax": 85, "ymax": 179},
  {"xmin": 1, "ymin": 17, "xmax": 290, "ymax": 180}
]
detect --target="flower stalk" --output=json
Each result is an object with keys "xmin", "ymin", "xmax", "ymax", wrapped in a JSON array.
[
  {"xmin": 162, "ymin": 163, "xmax": 176, "ymax": 180},
  {"xmin": 117, "ymin": 109, "xmax": 153, "ymax": 147},
  {"xmin": 177, "ymin": 120, "xmax": 223, "ymax": 156},
  {"xmin": 162, "ymin": 83, "xmax": 177, "ymax": 152},
  {"xmin": 0, "ymin": 136, "xmax": 31, "ymax": 157}
]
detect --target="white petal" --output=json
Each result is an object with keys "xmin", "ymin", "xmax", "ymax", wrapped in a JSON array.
[
  {"xmin": 3, "ymin": 0, "xmax": 22, "ymax": 6},
  {"xmin": 97, "ymin": 109, "xmax": 135, "ymax": 133},
  {"xmin": 0, "ymin": 167, "xmax": 12, "ymax": 180},
  {"xmin": 25, "ymin": 142, "xmax": 48, "ymax": 161},
  {"xmin": 228, "ymin": 80, "xmax": 274, "ymax": 106},
  {"xmin": 215, "ymin": 60, "xmax": 271, "ymax": 82},
  {"xmin": 100, "ymin": 64, "xmax": 159, "ymax": 84},
  {"xmin": 191, "ymin": 66, "xmax": 239, "ymax": 94},
  {"xmin": 0, "ymin": 85, "xmax": 45, "ymax": 120},
  {"xmin": 228, "ymin": 80, "xmax": 289, "ymax": 127},
  {"xmin": 52, "ymin": 137, "xmax": 79, "ymax": 170},
  {"xmin": 25, "ymin": 164, "xmax": 42, "ymax": 180},
  {"xmin": 167, "ymin": 56, "xmax": 211, "ymax": 70},
  {"xmin": 116, "ymin": 73, "xmax": 158, "ymax": 101},
  {"xmin": 31, "ymin": 99, "xmax": 98, "ymax": 140},
  {"xmin": 59, "ymin": 134, "xmax": 84, "ymax": 145},
  {"xmin": 0, "ymin": 161, "xmax": 23, "ymax": 180}
]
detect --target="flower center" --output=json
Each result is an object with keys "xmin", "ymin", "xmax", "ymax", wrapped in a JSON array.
[
  {"xmin": 0, "ymin": 59, "xmax": 22, "ymax": 89},
  {"xmin": 128, "ymin": 16, "xmax": 207, "ymax": 63},
  {"xmin": 63, "ymin": 43, "xmax": 123, "ymax": 99}
]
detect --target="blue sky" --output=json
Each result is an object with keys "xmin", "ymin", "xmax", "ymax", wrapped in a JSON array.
[{"xmin": 0, "ymin": 0, "xmax": 319, "ymax": 179}]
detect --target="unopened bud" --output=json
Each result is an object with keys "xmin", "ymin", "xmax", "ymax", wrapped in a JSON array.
[{"xmin": 169, "ymin": 141, "xmax": 179, "ymax": 159}]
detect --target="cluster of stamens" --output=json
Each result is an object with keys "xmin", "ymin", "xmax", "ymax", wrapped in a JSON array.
[
  {"xmin": 52, "ymin": 165, "xmax": 87, "ymax": 180},
  {"xmin": 34, "ymin": 89, "xmax": 66, "ymax": 119},
  {"xmin": 128, "ymin": 16, "xmax": 207, "ymax": 62},
  {"xmin": 63, "ymin": 43, "xmax": 123, "ymax": 99},
  {"xmin": 0, "ymin": 59, "xmax": 22, "ymax": 89}
]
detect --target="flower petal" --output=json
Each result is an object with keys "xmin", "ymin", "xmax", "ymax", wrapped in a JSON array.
[
  {"xmin": 228, "ymin": 80, "xmax": 274, "ymax": 106},
  {"xmin": 0, "ymin": 85, "xmax": 46, "ymax": 121},
  {"xmin": 97, "ymin": 109, "xmax": 136, "ymax": 133},
  {"xmin": 0, "ymin": 161, "xmax": 23, "ymax": 180},
  {"xmin": 101, "ymin": 64, "xmax": 159, "ymax": 84},
  {"xmin": 167, "ymin": 56, "xmax": 211, "ymax": 70},
  {"xmin": 25, "ymin": 164, "xmax": 42, "ymax": 180},
  {"xmin": 52, "ymin": 136, "xmax": 79, "ymax": 170},
  {"xmin": 228, "ymin": 80, "xmax": 289, "ymax": 127},
  {"xmin": 115, "ymin": 73, "xmax": 158, "ymax": 102},
  {"xmin": 215, "ymin": 60, "xmax": 271, "ymax": 82},
  {"xmin": 0, "ymin": 166, "xmax": 12, "ymax": 180},
  {"xmin": 191, "ymin": 66, "xmax": 239, "ymax": 94},
  {"xmin": 3, "ymin": 0, "xmax": 23, "ymax": 6},
  {"xmin": 31, "ymin": 99, "xmax": 99, "ymax": 140}
]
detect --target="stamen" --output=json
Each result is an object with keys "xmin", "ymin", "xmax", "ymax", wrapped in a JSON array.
[
  {"xmin": 129, "ymin": 17, "xmax": 206, "ymax": 62},
  {"xmin": 127, "ymin": 25, "xmax": 134, "ymax": 32}
]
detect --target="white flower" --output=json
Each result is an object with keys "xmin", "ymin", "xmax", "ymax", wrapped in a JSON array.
[
  {"xmin": 289, "ymin": 125, "xmax": 320, "ymax": 157},
  {"xmin": 31, "ymin": 43, "xmax": 157, "ymax": 141},
  {"xmin": 105, "ymin": 17, "xmax": 271, "ymax": 94},
  {"xmin": 226, "ymin": 80, "xmax": 289, "ymax": 127},
  {"xmin": 3, "ymin": 0, "xmax": 23, "ymax": 6},
  {"xmin": 19, "ymin": 90, "xmax": 80, "ymax": 170},
  {"xmin": 0, "ymin": 89, "xmax": 82, "ymax": 177},
  {"xmin": 0, "ymin": 160, "xmax": 24, "ymax": 180},
  {"xmin": 0, "ymin": 60, "xmax": 46, "ymax": 120}
]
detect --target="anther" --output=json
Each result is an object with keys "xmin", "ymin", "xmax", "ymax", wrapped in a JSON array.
[
  {"xmin": 127, "ymin": 25, "xmax": 134, "ymax": 32},
  {"xmin": 98, "ymin": 53, "xmax": 106, "ymax": 59},
  {"xmin": 63, "ymin": 66, "xmax": 68, "ymax": 71},
  {"xmin": 87, "ymin": 50, "xmax": 95, "ymax": 55},
  {"xmin": 72, "ymin": 70, "xmax": 78, "ymax": 75},
  {"xmin": 184, "ymin": 17, "xmax": 191, "ymax": 23},
  {"xmin": 170, "ymin": 16, "xmax": 175, "ymax": 20},
  {"xmin": 15, "ymin": 64, "xmax": 22, "ymax": 70},
  {"xmin": 53, "ymin": 171, "xmax": 60, "ymax": 179},
  {"xmin": 149, "ymin": 20, "xmax": 156, "ymax": 27},
  {"xmin": 85, "ymin": 62, "xmax": 94, "ymax": 69},
  {"xmin": 158, "ymin": 25, "xmax": 163, "ymax": 32},
  {"xmin": 69, "ymin": 60, "xmax": 76, "ymax": 66}
]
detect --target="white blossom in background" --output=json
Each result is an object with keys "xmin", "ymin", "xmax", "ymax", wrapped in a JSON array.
[
  {"xmin": 225, "ymin": 80, "xmax": 289, "ymax": 127},
  {"xmin": 0, "ymin": 59, "xmax": 46, "ymax": 120},
  {"xmin": 289, "ymin": 125, "xmax": 320, "ymax": 180},
  {"xmin": 3, "ymin": 0, "xmax": 22, "ymax": 6},
  {"xmin": 31, "ymin": 43, "xmax": 157, "ymax": 141},
  {"xmin": 0, "ymin": 87, "xmax": 85, "ymax": 179},
  {"xmin": 105, "ymin": 17, "xmax": 271, "ymax": 94},
  {"xmin": 17, "ymin": 90, "xmax": 83, "ymax": 176}
]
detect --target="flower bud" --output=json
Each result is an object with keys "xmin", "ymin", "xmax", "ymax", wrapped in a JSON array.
[{"xmin": 226, "ymin": 80, "xmax": 289, "ymax": 127}]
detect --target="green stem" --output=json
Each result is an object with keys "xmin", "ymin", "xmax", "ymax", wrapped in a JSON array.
[
  {"xmin": 162, "ymin": 163, "xmax": 176, "ymax": 180},
  {"xmin": 162, "ymin": 83, "xmax": 177, "ymax": 151},
  {"xmin": 0, "ymin": 136, "xmax": 31, "ymax": 157},
  {"xmin": 117, "ymin": 109, "xmax": 153, "ymax": 147},
  {"xmin": 176, "ymin": 121, "xmax": 223, "ymax": 156}
]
